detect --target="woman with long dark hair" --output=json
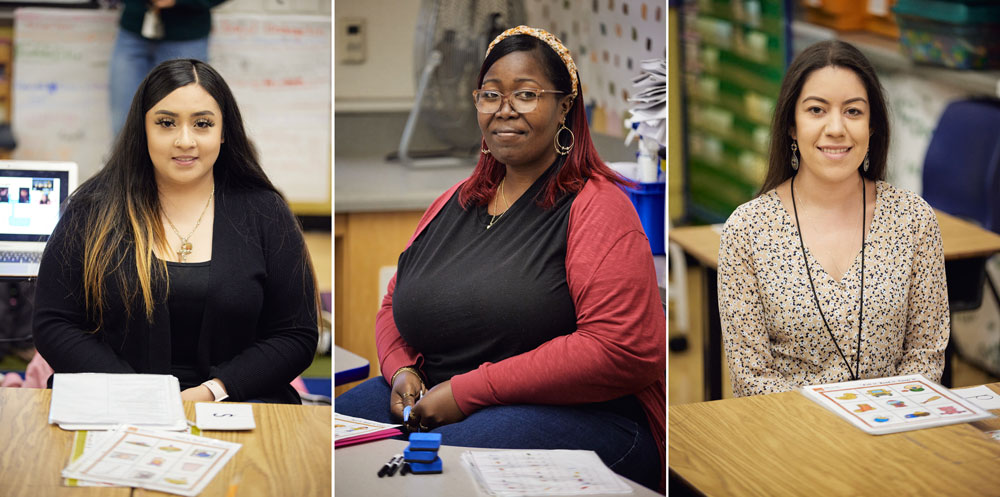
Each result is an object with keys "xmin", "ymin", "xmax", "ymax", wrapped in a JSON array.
[
  {"xmin": 718, "ymin": 40, "xmax": 949, "ymax": 397},
  {"xmin": 335, "ymin": 26, "xmax": 665, "ymax": 490},
  {"xmin": 34, "ymin": 59, "xmax": 318, "ymax": 404}
]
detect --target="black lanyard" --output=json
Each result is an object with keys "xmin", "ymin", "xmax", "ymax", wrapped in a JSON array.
[{"xmin": 790, "ymin": 174, "xmax": 865, "ymax": 381}]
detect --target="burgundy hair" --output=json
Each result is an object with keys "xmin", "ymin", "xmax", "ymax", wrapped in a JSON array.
[{"xmin": 458, "ymin": 36, "xmax": 630, "ymax": 209}]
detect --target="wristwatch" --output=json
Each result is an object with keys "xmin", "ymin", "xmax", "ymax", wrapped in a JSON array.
[{"xmin": 201, "ymin": 379, "xmax": 229, "ymax": 402}]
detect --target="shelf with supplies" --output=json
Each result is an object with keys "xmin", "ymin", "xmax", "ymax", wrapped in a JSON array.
[
  {"xmin": 682, "ymin": 0, "xmax": 789, "ymax": 223},
  {"xmin": 791, "ymin": 20, "xmax": 1000, "ymax": 97}
]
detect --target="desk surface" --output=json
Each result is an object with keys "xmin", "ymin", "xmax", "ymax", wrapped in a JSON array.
[
  {"xmin": 0, "ymin": 388, "xmax": 331, "ymax": 497},
  {"xmin": 669, "ymin": 209, "xmax": 1000, "ymax": 269},
  {"xmin": 334, "ymin": 156, "xmax": 474, "ymax": 213},
  {"xmin": 336, "ymin": 438, "xmax": 661, "ymax": 497},
  {"xmin": 670, "ymin": 382, "xmax": 1000, "ymax": 496},
  {"xmin": 335, "ymin": 345, "xmax": 370, "ymax": 386}
]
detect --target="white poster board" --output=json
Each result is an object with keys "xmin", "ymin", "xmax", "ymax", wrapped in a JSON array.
[{"xmin": 12, "ymin": 8, "xmax": 331, "ymax": 204}]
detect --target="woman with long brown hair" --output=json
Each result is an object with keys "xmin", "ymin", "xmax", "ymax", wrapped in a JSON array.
[
  {"xmin": 33, "ymin": 59, "xmax": 318, "ymax": 404},
  {"xmin": 718, "ymin": 40, "xmax": 949, "ymax": 397}
]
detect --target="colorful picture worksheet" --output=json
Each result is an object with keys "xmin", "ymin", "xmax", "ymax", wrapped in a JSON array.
[
  {"xmin": 462, "ymin": 449, "xmax": 633, "ymax": 496},
  {"xmin": 62, "ymin": 425, "xmax": 239, "ymax": 496},
  {"xmin": 334, "ymin": 413, "xmax": 401, "ymax": 447},
  {"xmin": 801, "ymin": 374, "xmax": 995, "ymax": 435}
]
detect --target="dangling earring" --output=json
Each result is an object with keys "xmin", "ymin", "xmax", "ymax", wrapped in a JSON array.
[
  {"xmin": 863, "ymin": 151, "xmax": 870, "ymax": 173},
  {"xmin": 554, "ymin": 121, "xmax": 574, "ymax": 155},
  {"xmin": 481, "ymin": 139, "xmax": 490, "ymax": 155},
  {"xmin": 790, "ymin": 141, "xmax": 799, "ymax": 171}
]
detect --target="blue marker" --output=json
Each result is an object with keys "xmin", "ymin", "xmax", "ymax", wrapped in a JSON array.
[{"xmin": 403, "ymin": 405, "xmax": 412, "ymax": 423}]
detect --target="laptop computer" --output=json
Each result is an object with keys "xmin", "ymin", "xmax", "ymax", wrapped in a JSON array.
[{"xmin": 0, "ymin": 161, "xmax": 78, "ymax": 278}]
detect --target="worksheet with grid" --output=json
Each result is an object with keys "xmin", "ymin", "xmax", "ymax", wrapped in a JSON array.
[
  {"xmin": 801, "ymin": 374, "xmax": 994, "ymax": 435},
  {"xmin": 62, "ymin": 425, "xmax": 239, "ymax": 496}
]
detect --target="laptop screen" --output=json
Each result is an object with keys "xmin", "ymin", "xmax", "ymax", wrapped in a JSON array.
[{"xmin": 0, "ymin": 168, "xmax": 72, "ymax": 243}]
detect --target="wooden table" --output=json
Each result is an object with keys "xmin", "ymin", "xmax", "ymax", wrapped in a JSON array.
[
  {"xmin": 0, "ymin": 388, "xmax": 330, "ymax": 497},
  {"xmin": 670, "ymin": 210, "xmax": 1000, "ymax": 401},
  {"xmin": 336, "ymin": 438, "xmax": 662, "ymax": 497},
  {"xmin": 670, "ymin": 382, "xmax": 1000, "ymax": 496}
]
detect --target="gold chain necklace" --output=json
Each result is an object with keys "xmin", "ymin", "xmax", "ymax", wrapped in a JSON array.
[
  {"xmin": 486, "ymin": 178, "xmax": 510, "ymax": 230},
  {"xmin": 163, "ymin": 187, "xmax": 214, "ymax": 262}
]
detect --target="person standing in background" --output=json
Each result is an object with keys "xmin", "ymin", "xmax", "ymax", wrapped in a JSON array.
[{"xmin": 109, "ymin": 0, "xmax": 227, "ymax": 137}]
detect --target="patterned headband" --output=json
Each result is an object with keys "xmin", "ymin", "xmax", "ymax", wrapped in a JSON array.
[{"xmin": 485, "ymin": 25, "xmax": 579, "ymax": 100}]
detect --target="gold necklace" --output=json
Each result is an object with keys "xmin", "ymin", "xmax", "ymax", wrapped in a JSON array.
[
  {"xmin": 486, "ymin": 178, "xmax": 510, "ymax": 230},
  {"xmin": 163, "ymin": 187, "xmax": 214, "ymax": 262}
]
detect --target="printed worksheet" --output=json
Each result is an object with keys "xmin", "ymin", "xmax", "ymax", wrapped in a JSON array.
[
  {"xmin": 462, "ymin": 449, "xmax": 633, "ymax": 496},
  {"xmin": 801, "ymin": 374, "xmax": 994, "ymax": 435},
  {"xmin": 65, "ymin": 425, "xmax": 205, "ymax": 487},
  {"xmin": 334, "ymin": 413, "xmax": 401, "ymax": 447},
  {"xmin": 62, "ymin": 425, "xmax": 239, "ymax": 496}
]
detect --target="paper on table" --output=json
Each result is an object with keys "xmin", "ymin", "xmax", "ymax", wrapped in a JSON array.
[
  {"xmin": 195, "ymin": 403, "xmax": 256, "ymax": 431},
  {"xmin": 801, "ymin": 374, "xmax": 994, "ymax": 435},
  {"xmin": 64, "ymin": 431, "xmax": 118, "ymax": 487},
  {"xmin": 49, "ymin": 373, "xmax": 187, "ymax": 431},
  {"xmin": 62, "ymin": 424, "xmax": 240, "ymax": 497},
  {"xmin": 953, "ymin": 385, "xmax": 1000, "ymax": 410},
  {"xmin": 334, "ymin": 413, "xmax": 401, "ymax": 447},
  {"xmin": 462, "ymin": 449, "xmax": 632, "ymax": 496}
]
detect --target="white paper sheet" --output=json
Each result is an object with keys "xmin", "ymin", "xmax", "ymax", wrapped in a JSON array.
[
  {"xmin": 800, "ymin": 374, "xmax": 995, "ymax": 435},
  {"xmin": 953, "ymin": 385, "xmax": 1000, "ymax": 411},
  {"xmin": 62, "ymin": 425, "xmax": 240, "ymax": 497},
  {"xmin": 462, "ymin": 449, "xmax": 632, "ymax": 496},
  {"xmin": 49, "ymin": 373, "xmax": 187, "ymax": 431}
]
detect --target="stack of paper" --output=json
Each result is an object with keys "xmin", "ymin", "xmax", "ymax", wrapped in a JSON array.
[
  {"xmin": 462, "ymin": 449, "xmax": 633, "ymax": 496},
  {"xmin": 49, "ymin": 373, "xmax": 188, "ymax": 431},
  {"xmin": 625, "ymin": 58, "xmax": 666, "ymax": 148},
  {"xmin": 335, "ymin": 413, "xmax": 402, "ymax": 448},
  {"xmin": 62, "ymin": 424, "xmax": 240, "ymax": 496}
]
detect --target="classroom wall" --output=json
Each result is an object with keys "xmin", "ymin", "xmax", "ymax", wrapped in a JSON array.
[
  {"xmin": 10, "ymin": 7, "xmax": 331, "ymax": 207},
  {"xmin": 333, "ymin": 0, "xmax": 419, "ymax": 111}
]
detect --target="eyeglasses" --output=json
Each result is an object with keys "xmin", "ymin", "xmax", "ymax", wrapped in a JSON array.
[{"xmin": 472, "ymin": 88, "xmax": 566, "ymax": 114}]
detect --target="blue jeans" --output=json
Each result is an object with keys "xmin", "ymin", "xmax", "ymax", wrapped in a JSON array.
[
  {"xmin": 336, "ymin": 377, "xmax": 661, "ymax": 491},
  {"xmin": 108, "ymin": 29, "xmax": 210, "ymax": 137}
]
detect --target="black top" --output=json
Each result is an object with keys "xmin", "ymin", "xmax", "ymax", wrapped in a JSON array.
[
  {"xmin": 119, "ymin": 0, "xmax": 228, "ymax": 42},
  {"xmin": 33, "ymin": 186, "xmax": 317, "ymax": 404},
  {"xmin": 393, "ymin": 164, "xmax": 578, "ymax": 386},
  {"xmin": 167, "ymin": 260, "xmax": 211, "ymax": 389}
]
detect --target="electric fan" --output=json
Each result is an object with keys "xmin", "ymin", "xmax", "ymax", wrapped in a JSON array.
[{"xmin": 396, "ymin": 0, "xmax": 526, "ymax": 168}]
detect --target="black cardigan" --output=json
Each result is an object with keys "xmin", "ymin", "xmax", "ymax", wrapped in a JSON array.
[{"xmin": 33, "ymin": 186, "xmax": 318, "ymax": 404}]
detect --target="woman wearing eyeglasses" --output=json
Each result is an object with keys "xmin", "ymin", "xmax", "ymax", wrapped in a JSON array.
[{"xmin": 334, "ymin": 26, "xmax": 665, "ymax": 490}]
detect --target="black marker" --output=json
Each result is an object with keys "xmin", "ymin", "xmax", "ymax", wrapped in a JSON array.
[
  {"xmin": 386, "ymin": 455, "xmax": 405, "ymax": 476},
  {"xmin": 399, "ymin": 462, "xmax": 410, "ymax": 476},
  {"xmin": 378, "ymin": 454, "xmax": 402, "ymax": 477}
]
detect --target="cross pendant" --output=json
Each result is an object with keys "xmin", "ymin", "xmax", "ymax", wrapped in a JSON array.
[{"xmin": 178, "ymin": 241, "xmax": 193, "ymax": 262}]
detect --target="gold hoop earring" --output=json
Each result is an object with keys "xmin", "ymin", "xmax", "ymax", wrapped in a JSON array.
[{"xmin": 554, "ymin": 123, "xmax": 574, "ymax": 155}]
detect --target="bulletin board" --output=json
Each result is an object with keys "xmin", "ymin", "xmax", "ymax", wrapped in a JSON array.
[
  {"xmin": 12, "ymin": 8, "xmax": 331, "ymax": 209},
  {"xmin": 525, "ymin": 0, "xmax": 667, "ymax": 137}
]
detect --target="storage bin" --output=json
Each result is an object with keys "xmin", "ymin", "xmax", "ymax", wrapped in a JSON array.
[
  {"xmin": 802, "ymin": 0, "xmax": 868, "ymax": 31},
  {"xmin": 624, "ymin": 182, "xmax": 665, "ymax": 255},
  {"xmin": 865, "ymin": 0, "xmax": 900, "ymax": 38},
  {"xmin": 893, "ymin": 0, "xmax": 1000, "ymax": 69}
]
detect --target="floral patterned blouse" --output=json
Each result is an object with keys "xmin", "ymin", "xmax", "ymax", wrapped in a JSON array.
[{"xmin": 718, "ymin": 181, "xmax": 950, "ymax": 397}]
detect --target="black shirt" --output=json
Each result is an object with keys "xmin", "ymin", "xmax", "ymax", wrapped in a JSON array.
[
  {"xmin": 393, "ymin": 164, "xmax": 578, "ymax": 387},
  {"xmin": 167, "ymin": 260, "xmax": 211, "ymax": 389}
]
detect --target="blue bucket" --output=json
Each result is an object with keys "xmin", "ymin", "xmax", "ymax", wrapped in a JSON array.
[{"xmin": 624, "ymin": 182, "xmax": 665, "ymax": 255}]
